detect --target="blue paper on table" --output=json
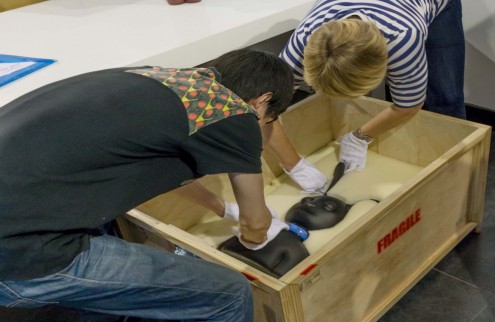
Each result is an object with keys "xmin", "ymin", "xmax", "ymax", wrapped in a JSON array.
[{"xmin": 0, "ymin": 54, "xmax": 56, "ymax": 87}]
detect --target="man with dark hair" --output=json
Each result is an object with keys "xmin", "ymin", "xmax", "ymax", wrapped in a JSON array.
[{"xmin": 0, "ymin": 49, "xmax": 293, "ymax": 321}]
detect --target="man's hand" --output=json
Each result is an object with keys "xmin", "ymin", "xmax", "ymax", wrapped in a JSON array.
[
  {"xmin": 285, "ymin": 158, "xmax": 328, "ymax": 193},
  {"xmin": 234, "ymin": 217, "xmax": 289, "ymax": 250},
  {"xmin": 338, "ymin": 131, "xmax": 370, "ymax": 173}
]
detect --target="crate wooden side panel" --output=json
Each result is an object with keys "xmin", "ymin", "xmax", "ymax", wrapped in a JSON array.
[
  {"xmin": 466, "ymin": 131, "xmax": 492, "ymax": 223},
  {"xmin": 250, "ymin": 283, "xmax": 305, "ymax": 322},
  {"xmin": 281, "ymin": 125, "xmax": 490, "ymax": 321},
  {"xmin": 326, "ymin": 95, "xmax": 480, "ymax": 167},
  {"xmin": 300, "ymin": 157, "xmax": 474, "ymax": 321},
  {"xmin": 135, "ymin": 159, "xmax": 277, "ymax": 231},
  {"xmin": 326, "ymin": 96, "xmax": 386, "ymax": 141},
  {"xmin": 265, "ymin": 95, "xmax": 335, "ymax": 177},
  {"xmin": 118, "ymin": 94, "xmax": 491, "ymax": 322},
  {"xmin": 135, "ymin": 175, "xmax": 231, "ymax": 231}
]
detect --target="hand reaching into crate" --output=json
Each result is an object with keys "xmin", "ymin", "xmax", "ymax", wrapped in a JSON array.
[
  {"xmin": 233, "ymin": 217, "xmax": 289, "ymax": 250},
  {"xmin": 223, "ymin": 202, "xmax": 289, "ymax": 250},
  {"xmin": 218, "ymin": 202, "xmax": 310, "ymax": 277},
  {"xmin": 218, "ymin": 226, "xmax": 310, "ymax": 278},
  {"xmin": 338, "ymin": 131, "xmax": 371, "ymax": 173},
  {"xmin": 284, "ymin": 157, "xmax": 329, "ymax": 193}
]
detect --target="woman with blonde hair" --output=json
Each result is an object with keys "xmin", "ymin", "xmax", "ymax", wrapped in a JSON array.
[
  {"xmin": 268, "ymin": 0, "xmax": 465, "ymax": 178},
  {"xmin": 303, "ymin": 19, "xmax": 387, "ymax": 99}
]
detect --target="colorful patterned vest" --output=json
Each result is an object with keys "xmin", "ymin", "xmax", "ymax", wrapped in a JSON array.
[{"xmin": 126, "ymin": 67, "xmax": 257, "ymax": 135}]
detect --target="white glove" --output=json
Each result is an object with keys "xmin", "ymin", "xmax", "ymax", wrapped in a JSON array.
[
  {"xmin": 338, "ymin": 131, "xmax": 370, "ymax": 174},
  {"xmin": 223, "ymin": 201, "xmax": 241, "ymax": 222},
  {"xmin": 284, "ymin": 158, "xmax": 328, "ymax": 193},
  {"xmin": 234, "ymin": 217, "xmax": 289, "ymax": 250},
  {"xmin": 223, "ymin": 202, "xmax": 278, "ymax": 222}
]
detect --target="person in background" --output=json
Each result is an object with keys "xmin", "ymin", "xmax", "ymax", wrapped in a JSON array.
[
  {"xmin": 270, "ymin": 0, "xmax": 465, "ymax": 175},
  {"xmin": 0, "ymin": 49, "xmax": 294, "ymax": 322}
]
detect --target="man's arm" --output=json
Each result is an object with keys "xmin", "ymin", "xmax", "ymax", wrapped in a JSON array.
[
  {"xmin": 175, "ymin": 174, "xmax": 282, "ymax": 248},
  {"xmin": 228, "ymin": 172, "xmax": 271, "ymax": 244},
  {"xmin": 173, "ymin": 181, "xmax": 225, "ymax": 217},
  {"xmin": 261, "ymin": 119, "xmax": 301, "ymax": 171},
  {"xmin": 261, "ymin": 120, "xmax": 328, "ymax": 192}
]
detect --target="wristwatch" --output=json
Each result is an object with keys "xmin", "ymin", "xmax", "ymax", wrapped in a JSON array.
[{"xmin": 353, "ymin": 128, "xmax": 373, "ymax": 143}]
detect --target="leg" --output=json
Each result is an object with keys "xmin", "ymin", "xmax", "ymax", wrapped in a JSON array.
[
  {"xmin": 0, "ymin": 235, "xmax": 253, "ymax": 322},
  {"xmin": 424, "ymin": 0, "xmax": 466, "ymax": 118}
]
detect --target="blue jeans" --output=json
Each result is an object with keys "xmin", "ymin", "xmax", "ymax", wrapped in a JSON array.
[
  {"xmin": 0, "ymin": 234, "xmax": 253, "ymax": 322},
  {"xmin": 424, "ymin": 0, "xmax": 466, "ymax": 118}
]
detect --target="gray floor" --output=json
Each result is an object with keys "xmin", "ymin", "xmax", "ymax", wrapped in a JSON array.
[{"xmin": 1, "ymin": 121, "xmax": 494, "ymax": 322}]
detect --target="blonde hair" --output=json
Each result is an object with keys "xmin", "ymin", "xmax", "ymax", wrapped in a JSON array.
[{"xmin": 303, "ymin": 19, "xmax": 387, "ymax": 98}]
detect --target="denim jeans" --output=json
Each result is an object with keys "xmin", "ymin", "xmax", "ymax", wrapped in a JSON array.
[
  {"xmin": 424, "ymin": 0, "xmax": 466, "ymax": 119},
  {"xmin": 0, "ymin": 234, "xmax": 253, "ymax": 322}
]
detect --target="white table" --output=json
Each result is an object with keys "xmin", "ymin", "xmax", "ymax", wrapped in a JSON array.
[{"xmin": 0, "ymin": 0, "xmax": 314, "ymax": 107}]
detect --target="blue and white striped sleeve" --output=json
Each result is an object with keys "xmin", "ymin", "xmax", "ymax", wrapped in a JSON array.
[
  {"xmin": 386, "ymin": 29, "xmax": 428, "ymax": 108},
  {"xmin": 280, "ymin": 31, "xmax": 307, "ymax": 88}
]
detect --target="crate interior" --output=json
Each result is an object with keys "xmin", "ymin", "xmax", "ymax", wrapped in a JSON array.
[{"xmin": 133, "ymin": 94, "xmax": 481, "ymax": 275}]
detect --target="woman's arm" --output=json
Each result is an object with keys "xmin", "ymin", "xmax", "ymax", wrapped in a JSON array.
[
  {"xmin": 339, "ymin": 102, "xmax": 423, "ymax": 173},
  {"xmin": 359, "ymin": 102, "xmax": 423, "ymax": 138}
]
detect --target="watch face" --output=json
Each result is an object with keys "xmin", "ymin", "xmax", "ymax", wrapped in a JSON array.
[{"xmin": 355, "ymin": 129, "xmax": 373, "ymax": 143}]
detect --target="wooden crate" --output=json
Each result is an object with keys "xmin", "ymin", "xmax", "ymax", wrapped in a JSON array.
[{"xmin": 118, "ymin": 94, "xmax": 491, "ymax": 322}]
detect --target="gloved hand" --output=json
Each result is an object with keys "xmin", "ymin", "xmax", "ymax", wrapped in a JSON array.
[
  {"xmin": 284, "ymin": 158, "xmax": 328, "ymax": 194},
  {"xmin": 218, "ymin": 230, "xmax": 310, "ymax": 278},
  {"xmin": 223, "ymin": 202, "xmax": 278, "ymax": 222},
  {"xmin": 234, "ymin": 217, "xmax": 289, "ymax": 250},
  {"xmin": 338, "ymin": 131, "xmax": 370, "ymax": 174}
]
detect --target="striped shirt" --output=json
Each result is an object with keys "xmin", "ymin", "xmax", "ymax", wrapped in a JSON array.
[{"xmin": 280, "ymin": 0, "xmax": 451, "ymax": 107}]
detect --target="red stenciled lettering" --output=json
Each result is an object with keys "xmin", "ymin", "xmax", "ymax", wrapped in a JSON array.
[
  {"xmin": 384, "ymin": 234, "xmax": 392, "ymax": 249},
  {"xmin": 407, "ymin": 215, "xmax": 413, "ymax": 229},
  {"xmin": 377, "ymin": 238, "xmax": 385, "ymax": 254},
  {"xmin": 391, "ymin": 227, "xmax": 399, "ymax": 243},
  {"xmin": 377, "ymin": 208, "xmax": 422, "ymax": 254},
  {"xmin": 415, "ymin": 209, "xmax": 421, "ymax": 222}
]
